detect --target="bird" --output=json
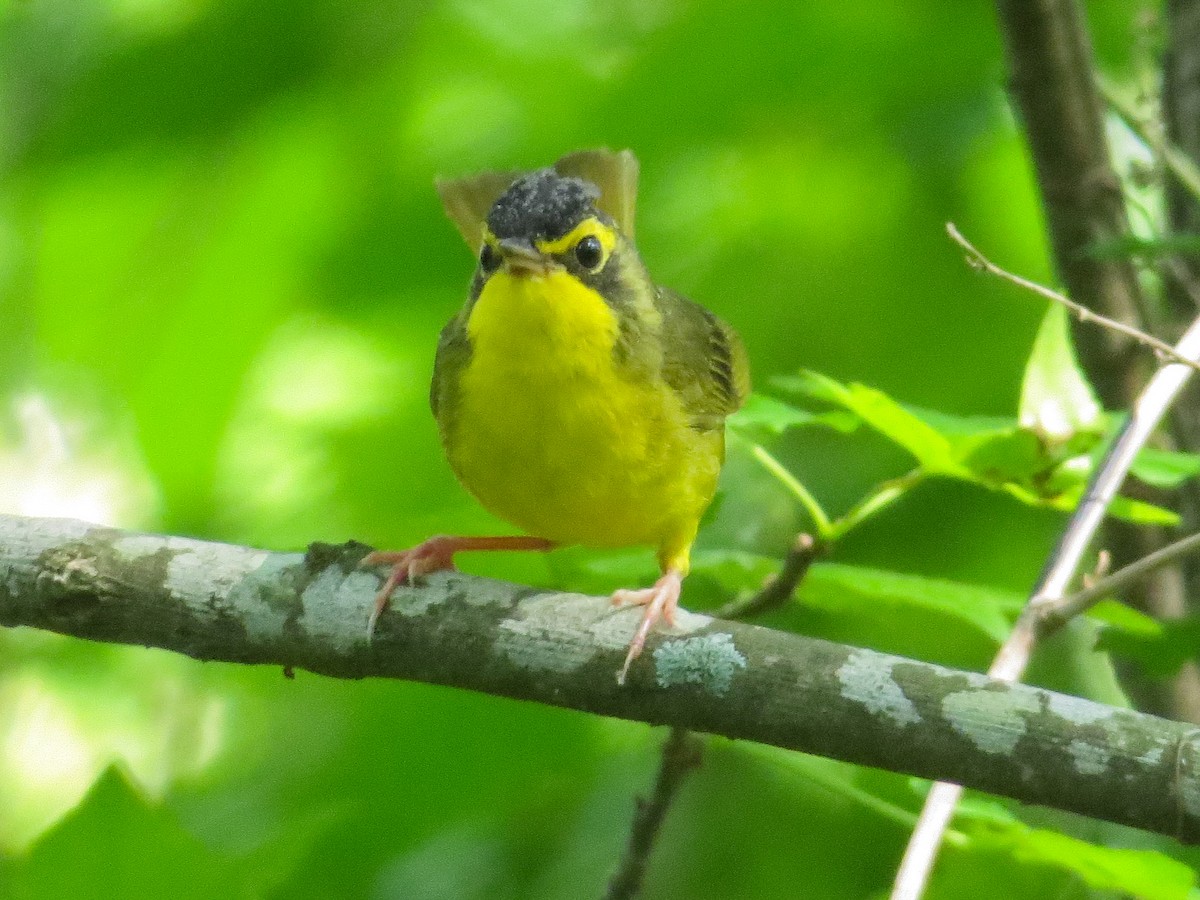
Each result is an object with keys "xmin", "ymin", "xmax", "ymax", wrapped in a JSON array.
[{"xmin": 363, "ymin": 149, "xmax": 749, "ymax": 684}]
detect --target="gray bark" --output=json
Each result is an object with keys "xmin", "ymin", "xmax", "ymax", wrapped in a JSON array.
[{"xmin": 2, "ymin": 514, "xmax": 1200, "ymax": 842}]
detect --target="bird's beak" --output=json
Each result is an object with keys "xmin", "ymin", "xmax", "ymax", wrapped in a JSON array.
[{"xmin": 498, "ymin": 238, "xmax": 551, "ymax": 277}]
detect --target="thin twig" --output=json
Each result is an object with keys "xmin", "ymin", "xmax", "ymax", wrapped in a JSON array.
[
  {"xmin": 892, "ymin": 784, "xmax": 964, "ymax": 899},
  {"xmin": 1043, "ymin": 529, "xmax": 1200, "ymax": 628},
  {"xmin": 715, "ymin": 533, "xmax": 825, "ymax": 620},
  {"xmin": 947, "ymin": 222, "xmax": 1200, "ymax": 375},
  {"xmin": 892, "ymin": 228, "xmax": 1200, "ymax": 900},
  {"xmin": 993, "ymin": 309, "xmax": 1200, "ymax": 677},
  {"xmin": 829, "ymin": 470, "xmax": 924, "ymax": 541},
  {"xmin": 605, "ymin": 728, "xmax": 705, "ymax": 900}
]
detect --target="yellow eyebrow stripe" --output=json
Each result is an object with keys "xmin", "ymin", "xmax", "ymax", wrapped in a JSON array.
[{"xmin": 535, "ymin": 218, "xmax": 616, "ymax": 257}]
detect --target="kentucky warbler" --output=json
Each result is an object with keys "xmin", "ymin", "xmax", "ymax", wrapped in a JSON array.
[{"xmin": 364, "ymin": 149, "xmax": 749, "ymax": 684}]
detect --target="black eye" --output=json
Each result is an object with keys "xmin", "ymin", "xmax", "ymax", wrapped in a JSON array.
[
  {"xmin": 479, "ymin": 242, "xmax": 500, "ymax": 274},
  {"xmin": 574, "ymin": 235, "xmax": 603, "ymax": 270}
]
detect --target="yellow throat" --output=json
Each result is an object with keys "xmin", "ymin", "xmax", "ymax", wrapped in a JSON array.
[{"xmin": 445, "ymin": 264, "xmax": 710, "ymax": 573}]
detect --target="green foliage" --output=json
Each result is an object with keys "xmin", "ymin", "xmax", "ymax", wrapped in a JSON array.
[
  {"xmin": 779, "ymin": 371, "xmax": 966, "ymax": 474},
  {"xmin": 748, "ymin": 750, "xmax": 1197, "ymax": 900},
  {"xmin": 2, "ymin": 769, "xmax": 264, "ymax": 900},
  {"xmin": 1130, "ymin": 448, "xmax": 1200, "ymax": 489},
  {"xmin": 729, "ymin": 393, "xmax": 859, "ymax": 441},
  {"xmin": 763, "ymin": 302, "xmax": 1198, "ymax": 530},
  {"xmin": 3, "ymin": 0, "xmax": 1198, "ymax": 898},
  {"xmin": 1095, "ymin": 607, "xmax": 1200, "ymax": 679},
  {"xmin": 1018, "ymin": 305, "xmax": 1103, "ymax": 445},
  {"xmin": 955, "ymin": 798, "xmax": 1196, "ymax": 900}
]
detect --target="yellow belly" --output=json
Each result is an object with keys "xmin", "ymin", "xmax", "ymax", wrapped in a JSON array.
[{"xmin": 442, "ymin": 270, "xmax": 720, "ymax": 569}]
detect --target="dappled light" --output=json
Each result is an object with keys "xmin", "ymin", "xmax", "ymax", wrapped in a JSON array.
[{"xmin": 0, "ymin": 394, "xmax": 159, "ymax": 525}]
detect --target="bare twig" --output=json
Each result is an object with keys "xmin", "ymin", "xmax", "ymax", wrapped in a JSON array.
[
  {"xmin": 993, "ymin": 331, "xmax": 1200, "ymax": 676},
  {"xmin": 892, "ymin": 785, "xmax": 964, "ymax": 900},
  {"xmin": 714, "ymin": 533, "xmax": 824, "ymax": 620},
  {"xmin": 947, "ymin": 222, "xmax": 1200, "ymax": 375},
  {"xmin": 605, "ymin": 728, "xmax": 705, "ymax": 900},
  {"xmin": 1044, "ymin": 529, "xmax": 1200, "ymax": 628},
  {"xmin": 863, "ymin": 509, "xmax": 1200, "ymax": 899}
]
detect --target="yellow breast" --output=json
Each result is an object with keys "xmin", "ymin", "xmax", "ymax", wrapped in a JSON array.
[{"xmin": 442, "ymin": 270, "xmax": 720, "ymax": 567}]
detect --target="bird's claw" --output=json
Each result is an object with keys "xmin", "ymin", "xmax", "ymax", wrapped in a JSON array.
[
  {"xmin": 612, "ymin": 569, "xmax": 683, "ymax": 685},
  {"xmin": 361, "ymin": 538, "xmax": 459, "ymax": 637}
]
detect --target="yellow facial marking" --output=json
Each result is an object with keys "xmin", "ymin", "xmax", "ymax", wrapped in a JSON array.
[{"xmin": 535, "ymin": 217, "xmax": 616, "ymax": 263}]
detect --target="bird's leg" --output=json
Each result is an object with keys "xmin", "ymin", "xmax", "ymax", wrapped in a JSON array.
[
  {"xmin": 611, "ymin": 568, "xmax": 684, "ymax": 685},
  {"xmin": 362, "ymin": 535, "xmax": 556, "ymax": 636}
]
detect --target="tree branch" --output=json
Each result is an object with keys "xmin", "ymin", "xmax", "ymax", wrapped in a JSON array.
[
  {"xmin": 4, "ymin": 513, "xmax": 1200, "ymax": 844},
  {"xmin": 714, "ymin": 532, "xmax": 824, "ymax": 620},
  {"xmin": 994, "ymin": 0, "xmax": 1147, "ymax": 406}
]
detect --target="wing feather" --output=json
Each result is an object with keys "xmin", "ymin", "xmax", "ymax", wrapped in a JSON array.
[{"xmin": 655, "ymin": 287, "xmax": 749, "ymax": 430}]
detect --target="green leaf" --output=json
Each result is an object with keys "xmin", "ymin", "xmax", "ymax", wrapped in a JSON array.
[
  {"xmin": 998, "ymin": 481, "xmax": 1181, "ymax": 526},
  {"xmin": 899, "ymin": 408, "xmax": 1019, "ymax": 437},
  {"xmin": 953, "ymin": 794, "xmax": 1023, "ymax": 829},
  {"xmin": 772, "ymin": 369, "xmax": 1172, "ymax": 526},
  {"xmin": 1100, "ymin": 494, "xmax": 1181, "ymax": 526},
  {"xmin": 1087, "ymin": 598, "xmax": 1162, "ymax": 636},
  {"xmin": 1096, "ymin": 614, "xmax": 1200, "ymax": 679},
  {"xmin": 3, "ymin": 769, "xmax": 255, "ymax": 900},
  {"xmin": 776, "ymin": 372, "xmax": 964, "ymax": 474},
  {"xmin": 974, "ymin": 824, "xmax": 1196, "ymax": 900},
  {"xmin": 912, "ymin": 406, "xmax": 1108, "ymax": 494},
  {"xmin": 1131, "ymin": 448, "xmax": 1200, "ymax": 489},
  {"xmin": 727, "ymin": 393, "xmax": 858, "ymax": 439},
  {"xmin": 954, "ymin": 427, "xmax": 1047, "ymax": 484},
  {"xmin": 1018, "ymin": 305, "xmax": 1103, "ymax": 444},
  {"xmin": 798, "ymin": 562, "xmax": 1020, "ymax": 644},
  {"xmin": 890, "ymin": 408, "xmax": 1048, "ymax": 483},
  {"xmin": 956, "ymin": 798, "xmax": 1196, "ymax": 899}
]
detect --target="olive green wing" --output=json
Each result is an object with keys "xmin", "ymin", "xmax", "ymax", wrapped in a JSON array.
[
  {"xmin": 655, "ymin": 287, "xmax": 750, "ymax": 431},
  {"xmin": 429, "ymin": 313, "xmax": 472, "ymax": 430}
]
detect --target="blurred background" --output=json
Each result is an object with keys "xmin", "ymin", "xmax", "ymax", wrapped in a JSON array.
[{"xmin": 0, "ymin": 1, "xmax": 1180, "ymax": 898}]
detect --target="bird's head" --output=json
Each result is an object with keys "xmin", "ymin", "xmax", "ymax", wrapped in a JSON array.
[
  {"xmin": 478, "ymin": 169, "xmax": 615, "ymax": 281},
  {"xmin": 436, "ymin": 149, "xmax": 641, "ymax": 293}
]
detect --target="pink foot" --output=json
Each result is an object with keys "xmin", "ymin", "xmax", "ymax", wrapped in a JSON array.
[
  {"xmin": 361, "ymin": 535, "xmax": 555, "ymax": 637},
  {"xmin": 612, "ymin": 569, "xmax": 684, "ymax": 685}
]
